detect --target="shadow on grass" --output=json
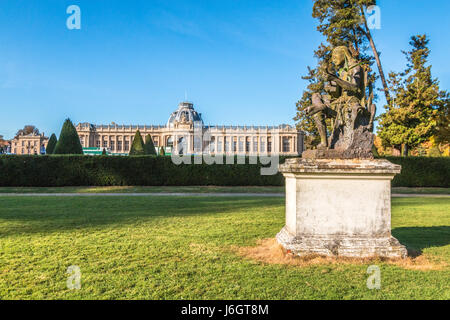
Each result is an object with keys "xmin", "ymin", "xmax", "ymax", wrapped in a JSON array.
[
  {"xmin": 393, "ymin": 226, "xmax": 450, "ymax": 256},
  {"xmin": 0, "ymin": 196, "xmax": 283, "ymax": 237}
]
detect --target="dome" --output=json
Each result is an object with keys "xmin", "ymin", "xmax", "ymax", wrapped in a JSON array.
[{"xmin": 167, "ymin": 102, "xmax": 204, "ymax": 128}]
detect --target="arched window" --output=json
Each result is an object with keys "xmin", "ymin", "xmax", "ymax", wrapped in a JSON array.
[{"xmin": 167, "ymin": 136, "xmax": 174, "ymax": 148}]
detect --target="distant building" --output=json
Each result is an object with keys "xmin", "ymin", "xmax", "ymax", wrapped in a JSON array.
[
  {"xmin": 0, "ymin": 135, "xmax": 11, "ymax": 154},
  {"xmin": 75, "ymin": 101, "xmax": 304, "ymax": 156},
  {"xmin": 10, "ymin": 132, "xmax": 48, "ymax": 155}
]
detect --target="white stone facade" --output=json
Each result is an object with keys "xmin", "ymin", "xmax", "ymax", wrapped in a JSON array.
[{"xmin": 76, "ymin": 102, "xmax": 304, "ymax": 156}]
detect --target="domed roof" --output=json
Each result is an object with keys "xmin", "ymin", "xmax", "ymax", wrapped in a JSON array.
[{"xmin": 167, "ymin": 102, "xmax": 204, "ymax": 128}]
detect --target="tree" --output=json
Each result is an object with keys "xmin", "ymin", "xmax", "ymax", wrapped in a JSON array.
[
  {"xmin": 101, "ymin": 148, "xmax": 107, "ymax": 156},
  {"xmin": 312, "ymin": 0, "xmax": 391, "ymax": 104},
  {"xmin": 15, "ymin": 125, "xmax": 39, "ymax": 138},
  {"xmin": 294, "ymin": 66, "xmax": 324, "ymax": 149},
  {"xmin": 159, "ymin": 146, "xmax": 166, "ymax": 156},
  {"xmin": 144, "ymin": 134, "xmax": 157, "ymax": 155},
  {"xmin": 46, "ymin": 134, "xmax": 58, "ymax": 154},
  {"xmin": 129, "ymin": 130, "xmax": 145, "ymax": 155},
  {"xmin": 378, "ymin": 35, "xmax": 448, "ymax": 155},
  {"xmin": 53, "ymin": 119, "xmax": 83, "ymax": 154}
]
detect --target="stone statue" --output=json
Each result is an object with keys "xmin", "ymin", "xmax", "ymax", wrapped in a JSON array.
[
  {"xmin": 304, "ymin": 45, "xmax": 377, "ymax": 159},
  {"xmin": 276, "ymin": 46, "xmax": 407, "ymax": 259}
]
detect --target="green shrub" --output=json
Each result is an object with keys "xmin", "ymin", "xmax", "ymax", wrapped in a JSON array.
[
  {"xmin": 144, "ymin": 135, "xmax": 157, "ymax": 155},
  {"xmin": 129, "ymin": 130, "xmax": 145, "ymax": 156},
  {"xmin": 53, "ymin": 119, "xmax": 83, "ymax": 155},
  {"xmin": 384, "ymin": 156, "xmax": 450, "ymax": 187},
  {"xmin": 0, "ymin": 156, "xmax": 447, "ymax": 187},
  {"xmin": 46, "ymin": 134, "xmax": 57, "ymax": 154}
]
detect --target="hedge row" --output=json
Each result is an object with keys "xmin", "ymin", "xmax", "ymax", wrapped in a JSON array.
[
  {"xmin": 0, "ymin": 155, "xmax": 289, "ymax": 187},
  {"xmin": 0, "ymin": 155, "xmax": 448, "ymax": 187},
  {"xmin": 384, "ymin": 156, "xmax": 450, "ymax": 188}
]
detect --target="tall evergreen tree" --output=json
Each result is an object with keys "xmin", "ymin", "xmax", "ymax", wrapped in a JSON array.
[
  {"xmin": 46, "ymin": 133, "xmax": 58, "ymax": 154},
  {"xmin": 144, "ymin": 134, "xmax": 157, "ymax": 155},
  {"xmin": 378, "ymin": 35, "xmax": 448, "ymax": 155},
  {"xmin": 53, "ymin": 119, "xmax": 83, "ymax": 154},
  {"xmin": 159, "ymin": 146, "xmax": 166, "ymax": 156},
  {"xmin": 129, "ymin": 130, "xmax": 145, "ymax": 155}
]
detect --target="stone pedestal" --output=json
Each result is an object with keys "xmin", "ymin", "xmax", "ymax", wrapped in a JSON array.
[{"xmin": 276, "ymin": 158, "xmax": 407, "ymax": 259}]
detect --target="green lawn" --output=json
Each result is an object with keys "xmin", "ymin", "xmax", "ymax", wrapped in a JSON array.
[
  {"xmin": 0, "ymin": 196, "xmax": 449, "ymax": 300},
  {"xmin": 0, "ymin": 186, "xmax": 448, "ymax": 194}
]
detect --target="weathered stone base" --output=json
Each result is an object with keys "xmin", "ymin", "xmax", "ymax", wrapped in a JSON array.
[
  {"xmin": 277, "ymin": 158, "xmax": 408, "ymax": 259},
  {"xmin": 302, "ymin": 148, "xmax": 374, "ymax": 160},
  {"xmin": 277, "ymin": 227, "xmax": 407, "ymax": 259}
]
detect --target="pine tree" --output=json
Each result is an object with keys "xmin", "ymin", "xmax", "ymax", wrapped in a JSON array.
[
  {"xmin": 144, "ymin": 134, "xmax": 157, "ymax": 155},
  {"xmin": 378, "ymin": 35, "xmax": 448, "ymax": 155},
  {"xmin": 53, "ymin": 119, "xmax": 83, "ymax": 154},
  {"xmin": 46, "ymin": 133, "xmax": 58, "ymax": 154},
  {"xmin": 159, "ymin": 146, "xmax": 166, "ymax": 156},
  {"xmin": 102, "ymin": 148, "xmax": 107, "ymax": 156},
  {"xmin": 129, "ymin": 130, "xmax": 145, "ymax": 155}
]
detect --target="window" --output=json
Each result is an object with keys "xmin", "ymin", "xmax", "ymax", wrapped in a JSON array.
[
  {"xmin": 124, "ymin": 141, "xmax": 130, "ymax": 151},
  {"xmin": 225, "ymin": 137, "xmax": 230, "ymax": 152},
  {"xmin": 253, "ymin": 137, "xmax": 258, "ymax": 153},
  {"xmin": 194, "ymin": 136, "xmax": 202, "ymax": 152},
  {"xmin": 260, "ymin": 137, "xmax": 266, "ymax": 152},
  {"xmin": 110, "ymin": 141, "xmax": 115, "ymax": 151},
  {"xmin": 268, "ymin": 138, "xmax": 272, "ymax": 153},
  {"xmin": 233, "ymin": 138, "xmax": 237, "ymax": 152},
  {"xmin": 245, "ymin": 138, "xmax": 250, "ymax": 153},
  {"xmin": 238, "ymin": 137, "xmax": 244, "ymax": 153},
  {"xmin": 117, "ymin": 141, "xmax": 122, "ymax": 151},
  {"xmin": 217, "ymin": 137, "xmax": 223, "ymax": 153},
  {"xmin": 103, "ymin": 141, "xmax": 108, "ymax": 148},
  {"xmin": 210, "ymin": 137, "xmax": 215, "ymax": 153},
  {"xmin": 283, "ymin": 137, "xmax": 290, "ymax": 152},
  {"xmin": 153, "ymin": 139, "xmax": 159, "ymax": 147},
  {"xmin": 167, "ymin": 136, "xmax": 174, "ymax": 148},
  {"xmin": 96, "ymin": 140, "xmax": 101, "ymax": 148}
]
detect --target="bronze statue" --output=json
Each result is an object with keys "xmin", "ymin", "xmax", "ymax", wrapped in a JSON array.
[{"xmin": 305, "ymin": 46, "xmax": 376, "ymax": 159}]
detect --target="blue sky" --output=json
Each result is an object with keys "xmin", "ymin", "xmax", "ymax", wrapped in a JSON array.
[{"xmin": 1, "ymin": 0, "xmax": 449, "ymax": 139}]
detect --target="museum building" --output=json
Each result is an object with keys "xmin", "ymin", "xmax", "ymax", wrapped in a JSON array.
[{"xmin": 75, "ymin": 102, "xmax": 304, "ymax": 156}]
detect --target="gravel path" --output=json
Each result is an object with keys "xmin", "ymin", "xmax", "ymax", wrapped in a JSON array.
[{"xmin": 0, "ymin": 193, "xmax": 448, "ymax": 198}]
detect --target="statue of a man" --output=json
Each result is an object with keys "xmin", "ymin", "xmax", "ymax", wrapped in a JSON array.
[{"xmin": 307, "ymin": 46, "xmax": 375, "ymax": 151}]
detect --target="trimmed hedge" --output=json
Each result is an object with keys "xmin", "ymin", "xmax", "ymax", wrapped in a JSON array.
[
  {"xmin": 0, "ymin": 155, "xmax": 448, "ymax": 187},
  {"xmin": 0, "ymin": 155, "xmax": 289, "ymax": 187},
  {"xmin": 384, "ymin": 156, "xmax": 450, "ymax": 188}
]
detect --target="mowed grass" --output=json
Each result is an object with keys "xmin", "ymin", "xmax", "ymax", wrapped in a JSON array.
[{"xmin": 0, "ymin": 196, "xmax": 449, "ymax": 300}]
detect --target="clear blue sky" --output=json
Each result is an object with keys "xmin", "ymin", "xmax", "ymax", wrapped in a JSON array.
[{"xmin": 1, "ymin": 0, "xmax": 449, "ymax": 139}]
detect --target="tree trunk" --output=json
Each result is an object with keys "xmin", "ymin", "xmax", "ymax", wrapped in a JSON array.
[
  {"xmin": 402, "ymin": 144, "xmax": 409, "ymax": 157},
  {"xmin": 359, "ymin": 6, "xmax": 392, "ymax": 105}
]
